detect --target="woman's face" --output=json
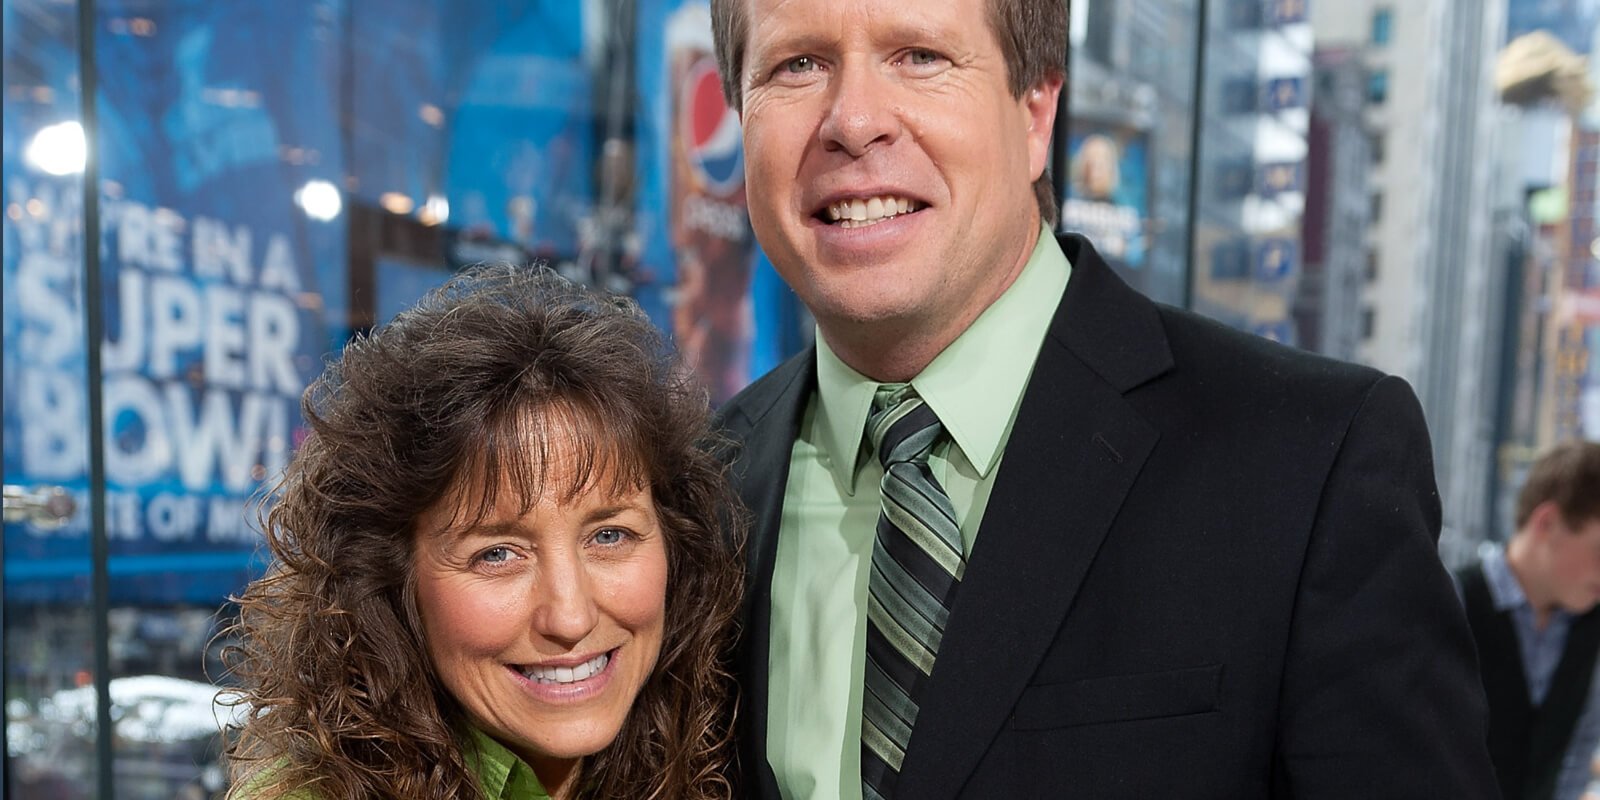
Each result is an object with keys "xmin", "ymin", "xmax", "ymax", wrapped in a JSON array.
[{"xmin": 412, "ymin": 423, "xmax": 669, "ymax": 787}]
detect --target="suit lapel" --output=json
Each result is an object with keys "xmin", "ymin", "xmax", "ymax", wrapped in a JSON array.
[
  {"xmin": 896, "ymin": 235, "xmax": 1173, "ymax": 799},
  {"xmin": 720, "ymin": 349, "xmax": 814, "ymax": 799}
]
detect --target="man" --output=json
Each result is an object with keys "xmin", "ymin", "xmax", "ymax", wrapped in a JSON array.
[
  {"xmin": 1457, "ymin": 441, "xmax": 1600, "ymax": 800},
  {"xmin": 710, "ymin": 0, "xmax": 1498, "ymax": 796}
]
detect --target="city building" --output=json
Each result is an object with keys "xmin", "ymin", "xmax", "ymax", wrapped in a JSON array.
[
  {"xmin": 1313, "ymin": 0, "xmax": 1508, "ymax": 564},
  {"xmin": 1188, "ymin": 0, "xmax": 1313, "ymax": 347},
  {"xmin": 1298, "ymin": 46, "xmax": 1373, "ymax": 362}
]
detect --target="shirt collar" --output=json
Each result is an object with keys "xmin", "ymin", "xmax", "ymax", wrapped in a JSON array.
[
  {"xmin": 467, "ymin": 727, "xmax": 553, "ymax": 800},
  {"xmin": 1480, "ymin": 544, "xmax": 1531, "ymax": 613},
  {"xmin": 814, "ymin": 225, "xmax": 1072, "ymax": 494},
  {"xmin": 1481, "ymin": 543, "xmax": 1580, "ymax": 624}
]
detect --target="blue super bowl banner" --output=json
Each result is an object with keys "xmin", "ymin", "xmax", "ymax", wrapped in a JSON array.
[
  {"xmin": 634, "ymin": 0, "xmax": 804, "ymax": 407},
  {"xmin": 4, "ymin": 0, "xmax": 95, "ymax": 604},
  {"xmin": 5, "ymin": 0, "xmax": 809, "ymax": 605},
  {"xmin": 4, "ymin": 1, "xmax": 346, "ymax": 604},
  {"xmin": 439, "ymin": 2, "xmax": 593, "ymax": 261}
]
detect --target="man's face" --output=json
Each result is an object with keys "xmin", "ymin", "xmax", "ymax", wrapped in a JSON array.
[
  {"xmin": 737, "ymin": 0, "xmax": 1060, "ymax": 336},
  {"xmin": 1541, "ymin": 511, "xmax": 1600, "ymax": 615}
]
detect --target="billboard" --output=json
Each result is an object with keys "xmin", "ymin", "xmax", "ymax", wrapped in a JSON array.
[
  {"xmin": 1060, "ymin": 124, "xmax": 1151, "ymax": 269},
  {"xmin": 635, "ymin": 1, "xmax": 801, "ymax": 406},
  {"xmin": 4, "ymin": 1, "xmax": 346, "ymax": 604},
  {"xmin": 441, "ymin": 2, "xmax": 593, "ymax": 261},
  {"xmin": 5, "ymin": 0, "xmax": 811, "ymax": 605}
]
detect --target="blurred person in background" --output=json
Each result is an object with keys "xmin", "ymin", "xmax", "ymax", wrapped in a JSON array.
[
  {"xmin": 220, "ymin": 266, "xmax": 744, "ymax": 799},
  {"xmin": 709, "ymin": 0, "xmax": 1498, "ymax": 796},
  {"xmin": 1458, "ymin": 440, "xmax": 1600, "ymax": 800}
]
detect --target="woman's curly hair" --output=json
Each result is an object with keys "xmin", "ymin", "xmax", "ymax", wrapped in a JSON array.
[{"xmin": 220, "ymin": 266, "xmax": 745, "ymax": 799}]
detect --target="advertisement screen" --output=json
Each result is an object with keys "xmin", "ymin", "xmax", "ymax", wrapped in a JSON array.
[
  {"xmin": 635, "ymin": 0, "xmax": 800, "ymax": 406},
  {"xmin": 1060, "ymin": 124, "xmax": 1151, "ymax": 270},
  {"xmin": 5, "ymin": 1, "xmax": 345, "ymax": 604}
]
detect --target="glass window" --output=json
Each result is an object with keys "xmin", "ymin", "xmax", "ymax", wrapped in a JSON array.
[
  {"xmin": 1190, "ymin": 0, "xmax": 1311, "ymax": 345},
  {"xmin": 4, "ymin": 0, "xmax": 100, "ymax": 795},
  {"xmin": 1372, "ymin": 8, "xmax": 1393, "ymax": 45},
  {"xmin": 3, "ymin": 1, "xmax": 811, "ymax": 796},
  {"xmin": 1368, "ymin": 70, "xmax": 1389, "ymax": 104},
  {"xmin": 1062, "ymin": 0, "xmax": 1203, "ymax": 307}
]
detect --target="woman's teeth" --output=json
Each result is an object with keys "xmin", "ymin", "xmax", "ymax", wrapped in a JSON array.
[
  {"xmin": 826, "ymin": 195, "xmax": 917, "ymax": 228},
  {"xmin": 522, "ymin": 652, "xmax": 609, "ymax": 684}
]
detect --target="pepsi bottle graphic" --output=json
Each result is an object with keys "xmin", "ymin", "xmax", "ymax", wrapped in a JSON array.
[{"xmin": 666, "ymin": 4, "xmax": 755, "ymax": 406}]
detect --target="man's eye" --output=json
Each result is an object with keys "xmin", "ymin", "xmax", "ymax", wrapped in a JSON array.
[
  {"xmin": 784, "ymin": 56, "xmax": 816, "ymax": 73},
  {"xmin": 908, "ymin": 49, "xmax": 939, "ymax": 65}
]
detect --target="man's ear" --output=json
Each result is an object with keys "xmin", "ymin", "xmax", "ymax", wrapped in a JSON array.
[
  {"xmin": 1527, "ymin": 500, "xmax": 1565, "ymax": 539},
  {"xmin": 1024, "ymin": 75, "xmax": 1065, "ymax": 182}
]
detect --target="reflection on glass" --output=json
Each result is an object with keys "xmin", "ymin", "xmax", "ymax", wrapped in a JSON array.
[
  {"xmin": 24, "ymin": 121, "xmax": 88, "ymax": 177},
  {"xmin": 4, "ymin": 0, "xmax": 100, "ymax": 794},
  {"xmin": 1065, "ymin": 0, "xmax": 1201, "ymax": 307},
  {"xmin": 1190, "ymin": 0, "xmax": 1313, "ymax": 344},
  {"xmin": 7, "ymin": 1, "xmax": 814, "ymax": 797}
]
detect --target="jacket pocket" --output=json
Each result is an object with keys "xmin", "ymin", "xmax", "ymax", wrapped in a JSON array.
[{"xmin": 1010, "ymin": 663, "xmax": 1223, "ymax": 731}]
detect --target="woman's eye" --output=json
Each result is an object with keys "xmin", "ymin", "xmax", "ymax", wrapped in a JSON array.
[
  {"xmin": 784, "ymin": 56, "xmax": 816, "ymax": 73},
  {"xmin": 479, "ymin": 546, "xmax": 515, "ymax": 564},
  {"xmin": 593, "ymin": 528, "xmax": 628, "ymax": 546}
]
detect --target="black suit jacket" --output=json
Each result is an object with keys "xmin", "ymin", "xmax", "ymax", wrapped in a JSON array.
[{"xmin": 718, "ymin": 234, "xmax": 1497, "ymax": 798}]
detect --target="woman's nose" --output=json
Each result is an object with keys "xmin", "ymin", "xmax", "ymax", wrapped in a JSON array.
[{"xmin": 530, "ymin": 552, "xmax": 601, "ymax": 646}]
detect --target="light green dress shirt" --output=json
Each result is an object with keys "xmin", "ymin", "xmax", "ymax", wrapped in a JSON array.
[{"xmin": 766, "ymin": 228, "xmax": 1072, "ymax": 799}]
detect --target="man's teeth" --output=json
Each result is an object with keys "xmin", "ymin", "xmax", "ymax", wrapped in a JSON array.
[
  {"xmin": 826, "ymin": 195, "xmax": 917, "ymax": 228},
  {"xmin": 522, "ymin": 652, "xmax": 609, "ymax": 685}
]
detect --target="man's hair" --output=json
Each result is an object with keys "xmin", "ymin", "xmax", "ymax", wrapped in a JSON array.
[
  {"xmin": 222, "ymin": 266, "xmax": 744, "ymax": 799},
  {"xmin": 710, "ymin": 0, "xmax": 1068, "ymax": 225},
  {"xmin": 1514, "ymin": 440, "xmax": 1600, "ymax": 530}
]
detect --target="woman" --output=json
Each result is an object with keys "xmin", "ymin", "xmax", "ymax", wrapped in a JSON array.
[{"xmin": 221, "ymin": 266, "xmax": 744, "ymax": 799}]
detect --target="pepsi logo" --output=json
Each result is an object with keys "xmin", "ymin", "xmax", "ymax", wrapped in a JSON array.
[{"xmin": 679, "ymin": 54, "xmax": 744, "ymax": 196}]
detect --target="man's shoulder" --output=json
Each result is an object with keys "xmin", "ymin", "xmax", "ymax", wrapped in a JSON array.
[
  {"xmin": 1146, "ymin": 301, "xmax": 1388, "ymax": 405},
  {"xmin": 716, "ymin": 346, "xmax": 814, "ymax": 435},
  {"xmin": 1055, "ymin": 235, "xmax": 1383, "ymax": 406}
]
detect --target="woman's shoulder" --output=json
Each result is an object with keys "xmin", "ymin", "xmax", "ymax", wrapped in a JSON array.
[{"xmin": 227, "ymin": 760, "xmax": 324, "ymax": 800}]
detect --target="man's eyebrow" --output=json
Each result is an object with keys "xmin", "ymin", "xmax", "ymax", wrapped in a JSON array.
[
  {"xmin": 748, "ymin": 30, "xmax": 837, "ymax": 61},
  {"xmin": 872, "ymin": 21, "xmax": 952, "ymax": 48},
  {"xmin": 749, "ymin": 22, "xmax": 958, "ymax": 61}
]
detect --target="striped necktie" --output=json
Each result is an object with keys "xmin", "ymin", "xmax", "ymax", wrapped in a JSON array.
[{"xmin": 861, "ymin": 383, "xmax": 965, "ymax": 799}]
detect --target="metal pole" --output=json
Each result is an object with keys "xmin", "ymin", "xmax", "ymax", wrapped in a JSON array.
[
  {"xmin": 74, "ymin": 0, "xmax": 114, "ymax": 796},
  {"xmin": 1182, "ymin": 0, "xmax": 1211, "ymax": 311},
  {"xmin": 1052, "ymin": 0, "xmax": 1074, "ymax": 231}
]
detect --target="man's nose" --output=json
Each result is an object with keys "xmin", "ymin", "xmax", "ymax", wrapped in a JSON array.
[
  {"xmin": 819, "ymin": 64, "xmax": 899, "ymax": 157},
  {"xmin": 530, "ymin": 552, "xmax": 600, "ymax": 646}
]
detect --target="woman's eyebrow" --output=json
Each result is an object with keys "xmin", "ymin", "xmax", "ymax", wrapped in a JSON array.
[
  {"xmin": 581, "ymin": 501, "xmax": 651, "ymax": 525},
  {"xmin": 436, "ymin": 518, "xmax": 522, "ymax": 541}
]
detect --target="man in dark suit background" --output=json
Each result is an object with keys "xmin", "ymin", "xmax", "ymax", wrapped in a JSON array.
[
  {"xmin": 710, "ymin": 0, "xmax": 1498, "ymax": 796},
  {"xmin": 1455, "ymin": 441, "xmax": 1600, "ymax": 800}
]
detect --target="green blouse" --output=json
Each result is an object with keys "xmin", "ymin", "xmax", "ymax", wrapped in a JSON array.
[
  {"xmin": 464, "ymin": 727, "xmax": 553, "ymax": 800},
  {"xmin": 263, "ymin": 727, "xmax": 552, "ymax": 799}
]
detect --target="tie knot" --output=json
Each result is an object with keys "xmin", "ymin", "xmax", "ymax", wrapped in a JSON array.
[{"xmin": 866, "ymin": 383, "xmax": 944, "ymax": 468}]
